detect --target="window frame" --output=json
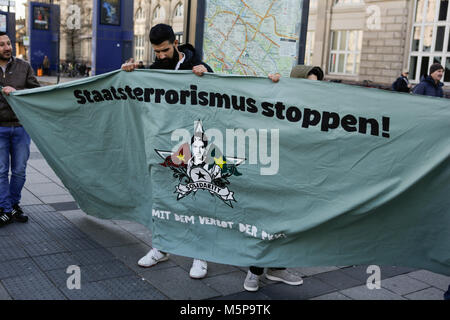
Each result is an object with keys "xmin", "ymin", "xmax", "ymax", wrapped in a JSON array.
[{"xmin": 408, "ymin": 0, "xmax": 450, "ymax": 84}]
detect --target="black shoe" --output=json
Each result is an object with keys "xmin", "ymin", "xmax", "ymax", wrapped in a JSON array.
[
  {"xmin": 0, "ymin": 209, "xmax": 12, "ymax": 227},
  {"xmin": 11, "ymin": 204, "xmax": 28, "ymax": 223}
]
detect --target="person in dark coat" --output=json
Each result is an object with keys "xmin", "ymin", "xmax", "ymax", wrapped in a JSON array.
[
  {"xmin": 392, "ymin": 69, "xmax": 412, "ymax": 93},
  {"xmin": 121, "ymin": 23, "xmax": 213, "ymax": 280},
  {"xmin": 412, "ymin": 63, "xmax": 444, "ymax": 97}
]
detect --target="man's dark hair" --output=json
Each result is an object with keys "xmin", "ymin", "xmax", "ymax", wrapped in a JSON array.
[
  {"xmin": 429, "ymin": 63, "xmax": 444, "ymax": 75},
  {"xmin": 307, "ymin": 66, "xmax": 324, "ymax": 81},
  {"xmin": 149, "ymin": 24, "xmax": 175, "ymax": 45},
  {"xmin": 0, "ymin": 32, "xmax": 7, "ymax": 37}
]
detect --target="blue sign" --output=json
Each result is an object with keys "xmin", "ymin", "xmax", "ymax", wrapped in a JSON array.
[
  {"xmin": 28, "ymin": 2, "xmax": 60, "ymax": 74},
  {"xmin": 92, "ymin": 0, "xmax": 133, "ymax": 75}
]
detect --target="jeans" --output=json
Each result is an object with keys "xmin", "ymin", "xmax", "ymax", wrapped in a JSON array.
[{"xmin": 0, "ymin": 126, "xmax": 30, "ymax": 212}]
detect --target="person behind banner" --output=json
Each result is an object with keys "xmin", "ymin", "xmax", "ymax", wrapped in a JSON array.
[
  {"xmin": 42, "ymin": 55, "xmax": 50, "ymax": 76},
  {"xmin": 392, "ymin": 69, "xmax": 412, "ymax": 93},
  {"xmin": 0, "ymin": 32, "xmax": 40, "ymax": 227},
  {"xmin": 412, "ymin": 63, "xmax": 444, "ymax": 97},
  {"xmin": 243, "ymin": 65, "xmax": 324, "ymax": 292},
  {"xmin": 121, "ymin": 23, "xmax": 213, "ymax": 279},
  {"xmin": 137, "ymin": 61, "xmax": 145, "ymax": 69}
]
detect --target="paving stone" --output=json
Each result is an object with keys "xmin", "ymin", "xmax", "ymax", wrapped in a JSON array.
[
  {"xmin": 86, "ymin": 227, "xmax": 140, "ymax": 248},
  {"xmin": 23, "ymin": 241, "xmax": 69, "ymax": 257},
  {"xmin": 340, "ymin": 265, "xmax": 372, "ymax": 282},
  {"xmin": 0, "ymin": 235, "xmax": 21, "ymax": 248},
  {"xmin": 47, "ymin": 227, "xmax": 89, "ymax": 240},
  {"xmin": 5, "ymin": 221, "xmax": 47, "ymax": 235},
  {"xmin": 24, "ymin": 172, "xmax": 51, "ymax": 183},
  {"xmin": 82, "ymin": 261, "xmax": 135, "ymax": 282},
  {"xmin": 293, "ymin": 266, "xmax": 339, "ymax": 276},
  {"xmin": 49, "ymin": 202, "xmax": 79, "ymax": 212},
  {"xmin": 259, "ymin": 277, "xmax": 336, "ymax": 300},
  {"xmin": 168, "ymin": 254, "xmax": 196, "ymax": 272},
  {"xmin": 310, "ymin": 291, "xmax": 352, "ymax": 300},
  {"xmin": 404, "ymin": 287, "xmax": 446, "ymax": 300},
  {"xmin": 25, "ymin": 183, "xmax": 69, "ymax": 197},
  {"xmin": 12, "ymin": 230, "xmax": 56, "ymax": 245},
  {"xmin": 22, "ymin": 204, "xmax": 55, "ymax": 214},
  {"xmin": 0, "ymin": 247, "xmax": 29, "ymax": 262},
  {"xmin": 340, "ymin": 285, "xmax": 406, "ymax": 300},
  {"xmin": 32, "ymin": 252, "xmax": 79, "ymax": 271},
  {"xmin": 202, "ymin": 271, "xmax": 248, "ymax": 296},
  {"xmin": 30, "ymin": 212, "xmax": 68, "ymax": 224},
  {"xmin": 97, "ymin": 275, "xmax": 167, "ymax": 300},
  {"xmin": 115, "ymin": 222, "xmax": 153, "ymax": 245},
  {"xmin": 0, "ymin": 258, "xmax": 42, "ymax": 279},
  {"xmin": 406, "ymin": 270, "xmax": 450, "ymax": 291},
  {"xmin": 2, "ymin": 272, "xmax": 66, "ymax": 300},
  {"xmin": 215, "ymin": 290, "xmax": 271, "ymax": 300},
  {"xmin": 140, "ymin": 266, "xmax": 221, "ymax": 300},
  {"xmin": 58, "ymin": 238, "xmax": 102, "ymax": 251},
  {"xmin": 115, "ymin": 289, "xmax": 169, "ymax": 300},
  {"xmin": 379, "ymin": 266, "xmax": 418, "ymax": 279},
  {"xmin": 381, "ymin": 274, "xmax": 430, "ymax": 296},
  {"xmin": 60, "ymin": 209, "xmax": 87, "ymax": 220},
  {"xmin": 36, "ymin": 218, "xmax": 77, "ymax": 230},
  {"xmin": 313, "ymin": 269, "xmax": 364, "ymax": 290},
  {"xmin": 0, "ymin": 281, "xmax": 12, "ymax": 300},
  {"xmin": 59, "ymin": 282, "xmax": 116, "ymax": 300},
  {"xmin": 72, "ymin": 248, "xmax": 116, "ymax": 266},
  {"xmin": 114, "ymin": 221, "xmax": 151, "ymax": 233},
  {"xmin": 0, "ymin": 226, "xmax": 13, "ymax": 236},
  {"xmin": 40, "ymin": 195, "xmax": 75, "ymax": 203},
  {"xmin": 29, "ymin": 151, "xmax": 44, "ymax": 160},
  {"xmin": 19, "ymin": 189, "xmax": 44, "ymax": 205}
]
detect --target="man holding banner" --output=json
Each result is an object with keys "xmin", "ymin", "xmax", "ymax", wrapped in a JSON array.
[
  {"xmin": 0, "ymin": 32, "xmax": 40, "ymax": 227},
  {"xmin": 122, "ymin": 23, "xmax": 214, "ymax": 279}
]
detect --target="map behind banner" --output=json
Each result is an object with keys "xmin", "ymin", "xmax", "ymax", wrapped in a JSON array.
[{"xmin": 202, "ymin": 0, "xmax": 305, "ymax": 76}]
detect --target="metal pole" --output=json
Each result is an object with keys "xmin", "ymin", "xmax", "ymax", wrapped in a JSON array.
[
  {"xmin": 185, "ymin": 0, "xmax": 191, "ymax": 44},
  {"xmin": 297, "ymin": 0, "xmax": 310, "ymax": 65},
  {"xmin": 57, "ymin": 28, "xmax": 60, "ymax": 83}
]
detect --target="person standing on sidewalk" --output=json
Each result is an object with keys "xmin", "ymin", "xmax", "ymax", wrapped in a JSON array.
[
  {"xmin": 42, "ymin": 55, "xmax": 50, "ymax": 76},
  {"xmin": 0, "ymin": 32, "xmax": 40, "ymax": 227},
  {"xmin": 243, "ymin": 65, "xmax": 324, "ymax": 292},
  {"xmin": 412, "ymin": 63, "xmax": 444, "ymax": 97},
  {"xmin": 392, "ymin": 69, "xmax": 412, "ymax": 93},
  {"xmin": 122, "ymin": 24, "xmax": 213, "ymax": 279}
]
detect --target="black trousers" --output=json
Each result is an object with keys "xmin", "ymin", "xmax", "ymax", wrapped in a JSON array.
[{"xmin": 249, "ymin": 266, "xmax": 286, "ymax": 276}]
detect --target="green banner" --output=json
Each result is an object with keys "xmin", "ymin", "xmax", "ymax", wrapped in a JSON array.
[{"xmin": 5, "ymin": 70, "xmax": 450, "ymax": 274}]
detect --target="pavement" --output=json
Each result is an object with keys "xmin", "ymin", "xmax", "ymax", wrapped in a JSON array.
[{"xmin": 0, "ymin": 76, "xmax": 448, "ymax": 300}]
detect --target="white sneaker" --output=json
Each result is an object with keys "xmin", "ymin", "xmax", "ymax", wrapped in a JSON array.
[
  {"xmin": 137, "ymin": 248, "xmax": 169, "ymax": 267},
  {"xmin": 189, "ymin": 259, "xmax": 208, "ymax": 279}
]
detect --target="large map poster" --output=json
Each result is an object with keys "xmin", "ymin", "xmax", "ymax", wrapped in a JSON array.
[{"xmin": 202, "ymin": 0, "xmax": 305, "ymax": 76}]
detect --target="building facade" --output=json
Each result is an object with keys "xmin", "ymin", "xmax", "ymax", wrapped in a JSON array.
[
  {"xmin": 18, "ymin": 0, "xmax": 449, "ymax": 89},
  {"xmin": 307, "ymin": 0, "xmax": 450, "ymax": 87},
  {"xmin": 133, "ymin": 0, "xmax": 185, "ymax": 66},
  {"xmin": 21, "ymin": 0, "xmax": 184, "ymax": 67}
]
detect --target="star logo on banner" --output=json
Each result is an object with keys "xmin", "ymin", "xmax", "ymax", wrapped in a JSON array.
[{"xmin": 154, "ymin": 120, "xmax": 246, "ymax": 208}]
